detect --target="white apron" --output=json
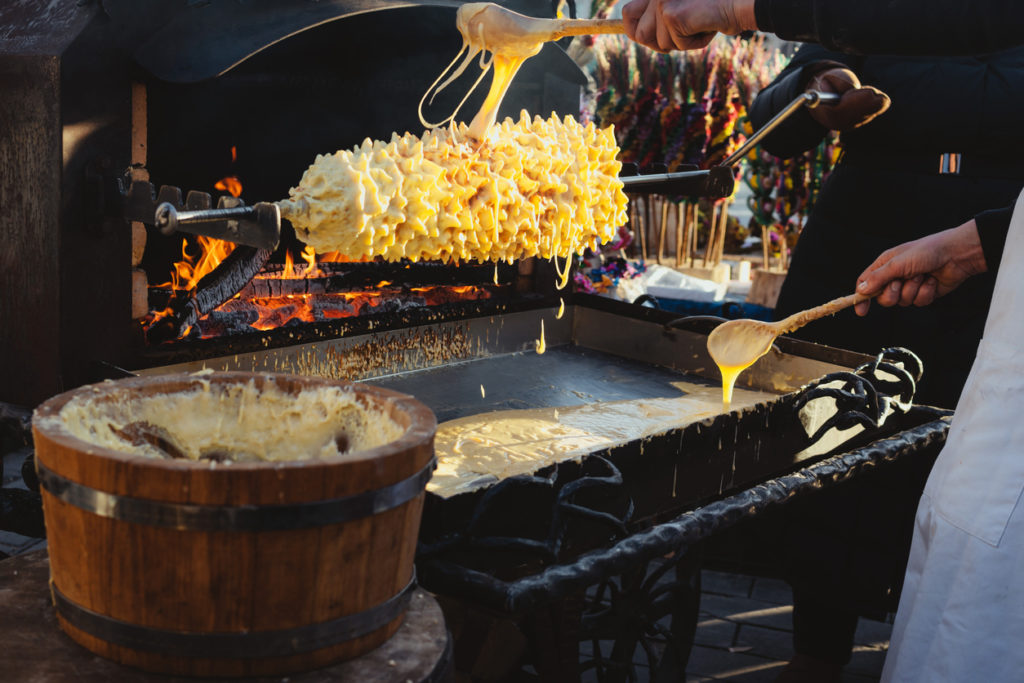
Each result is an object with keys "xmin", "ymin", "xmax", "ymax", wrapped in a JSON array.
[{"xmin": 882, "ymin": 189, "xmax": 1024, "ymax": 682}]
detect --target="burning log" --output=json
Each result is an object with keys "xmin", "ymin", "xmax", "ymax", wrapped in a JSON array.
[
  {"xmin": 182, "ymin": 246, "xmax": 274, "ymax": 330},
  {"xmin": 146, "ymin": 246, "xmax": 272, "ymax": 344},
  {"xmin": 194, "ymin": 308, "xmax": 261, "ymax": 338}
]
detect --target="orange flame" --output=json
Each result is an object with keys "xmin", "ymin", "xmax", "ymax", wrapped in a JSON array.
[
  {"xmin": 146, "ymin": 305, "xmax": 176, "ymax": 328},
  {"xmin": 316, "ymin": 250, "xmax": 361, "ymax": 263},
  {"xmin": 282, "ymin": 249, "xmax": 296, "ymax": 278},
  {"xmin": 166, "ymin": 235, "xmax": 236, "ymax": 291},
  {"xmin": 215, "ymin": 176, "xmax": 243, "ymax": 198},
  {"xmin": 300, "ymin": 245, "xmax": 318, "ymax": 277}
]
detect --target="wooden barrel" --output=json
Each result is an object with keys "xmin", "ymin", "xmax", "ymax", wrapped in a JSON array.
[{"xmin": 31, "ymin": 372, "xmax": 436, "ymax": 677}]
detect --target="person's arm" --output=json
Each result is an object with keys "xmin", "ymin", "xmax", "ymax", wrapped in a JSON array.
[
  {"xmin": 756, "ymin": 0, "xmax": 1024, "ymax": 56},
  {"xmin": 623, "ymin": 0, "xmax": 1024, "ymax": 55},
  {"xmin": 974, "ymin": 207, "xmax": 1013, "ymax": 275},
  {"xmin": 852, "ymin": 218, "xmax": 992, "ymax": 315},
  {"xmin": 749, "ymin": 48, "xmax": 889, "ymax": 158},
  {"xmin": 853, "ymin": 207, "xmax": 1014, "ymax": 315},
  {"xmin": 748, "ymin": 48, "xmax": 842, "ymax": 157}
]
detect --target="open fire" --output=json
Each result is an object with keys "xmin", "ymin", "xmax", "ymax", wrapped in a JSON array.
[
  {"xmin": 143, "ymin": 171, "xmax": 502, "ymax": 344},
  {"xmin": 144, "ymin": 236, "xmax": 500, "ymax": 343}
]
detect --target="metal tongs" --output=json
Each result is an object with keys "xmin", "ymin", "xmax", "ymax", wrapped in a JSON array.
[{"xmin": 619, "ymin": 90, "xmax": 840, "ymax": 197}]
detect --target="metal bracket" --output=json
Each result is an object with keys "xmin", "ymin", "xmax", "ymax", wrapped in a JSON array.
[
  {"xmin": 121, "ymin": 176, "xmax": 280, "ymax": 250},
  {"xmin": 619, "ymin": 165, "xmax": 735, "ymax": 199}
]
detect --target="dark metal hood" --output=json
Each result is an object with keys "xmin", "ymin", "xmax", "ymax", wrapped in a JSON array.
[{"xmin": 100, "ymin": 0, "xmax": 585, "ymax": 84}]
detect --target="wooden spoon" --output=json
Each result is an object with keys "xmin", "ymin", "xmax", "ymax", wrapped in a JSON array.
[
  {"xmin": 707, "ymin": 293, "xmax": 869, "ymax": 405},
  {"xmin": 458, "ymin": 2, "xmax": 624, "ymax": 58}
]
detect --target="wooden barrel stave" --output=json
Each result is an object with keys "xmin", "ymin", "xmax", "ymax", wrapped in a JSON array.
[{"xmin": 33, "ymin": 372, "xmax": 435, "ymax": 677}]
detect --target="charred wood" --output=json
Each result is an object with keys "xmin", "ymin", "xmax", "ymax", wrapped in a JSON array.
[
  {"xmin": 182, "ymin": 246, "xmax": 274, "ymax": 331},
  {"xmin": 146, "ymin": 246, "xmax": 272, "ymax": 344},
  {"xmin": 251, "ymin": 260, "xmax": 515, "ymax": 291}
]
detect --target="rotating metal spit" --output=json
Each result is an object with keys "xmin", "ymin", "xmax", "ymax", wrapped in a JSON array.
[{"xmin": 125, "ymin": 91, "xmax": 838, "ymax": 250}]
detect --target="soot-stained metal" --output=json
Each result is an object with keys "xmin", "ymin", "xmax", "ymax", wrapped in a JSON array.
[{"xmin": 415, "ymin": 349, "xmax": 929, "ymax": 588}]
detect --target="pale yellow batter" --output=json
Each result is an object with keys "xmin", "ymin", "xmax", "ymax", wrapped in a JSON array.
[
  {"xmin": 706, "ymin": 294, "xmax": 865, "ymax": 407},
  {"xmin": 280, "ymin": 4, "xmax": 628, "ymax": 264},
  {"xmin": 429, "ymin": 380, "xmax": 776, "ymax": 498},
  {"xmin": 279, "ymin": 112, "xmax": 627, "ymax": 263},
  {"xmin": 706, "ymin": 324, "xmax": 777, "ymax": 406},
  {"xmin": 46, "ymin": 376, "xmax": 404, "ymax": 464},
  {"xmin": 419, "ymin": 3, "xmax": 546, "ymax": 141}
]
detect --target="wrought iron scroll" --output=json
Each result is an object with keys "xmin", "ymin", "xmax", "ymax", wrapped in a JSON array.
[
  {"xmin": 418, "ymin": 455, "xmax": 633, "ymax": 564},
  {"xmin": 579, "ymin": 546, "xmax": 701, "ymax": 683},
  {"xmin": 794, "ymin": 347, "xmax": 923, "ymax": 451},
  {"xmin": 417, "ymin": 406, "xmax": 950, "ymax": 613}
]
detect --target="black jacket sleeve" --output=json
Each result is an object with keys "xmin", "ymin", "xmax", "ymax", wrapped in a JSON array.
[
  {"xmin": 755, "ymin": 0, "xmax": 1024, "ymax": 55},
  {"xmin": 975, "ymin": 207, "xmax": 1013, "ymax": 274},
  {"xmin": 747, "ymin": 45, "xmax": 850, "ymax": 158}
]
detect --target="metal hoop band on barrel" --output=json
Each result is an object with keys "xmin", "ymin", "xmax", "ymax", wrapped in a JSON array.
[
  {"xmin": 50, "ymin": 573, "xmax": 417, "ymax": 658},
  {"xmin": 35, "ymin": 457, "xmax": 436, "ymax": 531}
]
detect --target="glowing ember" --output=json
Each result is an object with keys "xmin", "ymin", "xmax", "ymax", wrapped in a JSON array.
[
  {"xmin": 145, "ymin": 230, "xmax": 502, "ymax": 342},
  {"xmin": 196, "ymin": 285, "xmax": 497, "ymax": 339},
  {"xmin": 143, "ymin": 148, "xmax": 505, "ymax": 344}
]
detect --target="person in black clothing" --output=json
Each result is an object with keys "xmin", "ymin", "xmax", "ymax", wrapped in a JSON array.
[
  {"xmin": 620, "ymin": 2, "xmax": 1024, "ymax": 682},
  {"xmin": 623, "ymin": 0, "xmax": 1024, "ymax": 64},
  {"xmin": 745, "ymin": 45, "xmax": 1024, "ymax": 682},
  {"xmin": 752, "ymin": 48, "xmax": 1024, "ymax": 408}
]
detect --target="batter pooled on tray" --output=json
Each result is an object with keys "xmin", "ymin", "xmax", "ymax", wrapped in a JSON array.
[
  {"xmin": 429, "ymin": 381, "xmax": 776, "ymax": 498},
  {"xmin": 49, "ymin": 377, "xmax": 404, "ymax": 464}
]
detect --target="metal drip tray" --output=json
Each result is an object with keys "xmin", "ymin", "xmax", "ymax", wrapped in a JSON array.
[{"xmin": 135, "ymin": 295, "xmax": 933, "ymax": 603}]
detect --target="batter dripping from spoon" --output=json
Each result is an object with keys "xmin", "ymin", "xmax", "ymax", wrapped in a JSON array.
[{"xmin": 707, "ymin": 293, "xmax": 868, "ymax": 407}]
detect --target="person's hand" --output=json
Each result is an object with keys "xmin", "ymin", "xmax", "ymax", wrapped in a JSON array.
[
  {"xmin": 806, "ymin": 67, "xmax": 890, "ymax": 131},
  {"xmin": 622, "ymin": 0, "xmax": 758, "ymax": 52},
  {"xmin": 853, "ymin": 220, "xmax": 988, "ymax": 316}
]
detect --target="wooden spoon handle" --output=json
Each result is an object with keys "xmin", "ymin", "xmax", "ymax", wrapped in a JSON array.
[
  {"xmin": 550, "ymin": 18, "xmax": 625, "ymax": 39},
  {"xmin": 777, "ymin": 293, "xmax": 870, "ymax": 335}
]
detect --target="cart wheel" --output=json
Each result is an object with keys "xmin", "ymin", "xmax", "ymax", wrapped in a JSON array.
[{"xmin": 577, "ymin": 544, "xmax": 703, "ymax": 683}]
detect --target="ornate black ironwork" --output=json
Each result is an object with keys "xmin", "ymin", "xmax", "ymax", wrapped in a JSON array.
[
  {"xmin": 418, "ymin": 405, "xmax": 951, "ymax": 615},
  {"xmin": 795, "ymin": 347, "xmax": 923, "ymax": 448},
  {"xmin": 579, "ymin": 547, "xmax": 702, "ymax": 683},
  {"xmin": 420, "ymin": 348, "xmax": 926, "ymax": 586},
  {"xmin": 418, "ymin": 455, "xmax": 633, "ymax": 562},
  {"xmin": 419, "ymin": 404, "xmax": 949, "ymax": 682}
]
